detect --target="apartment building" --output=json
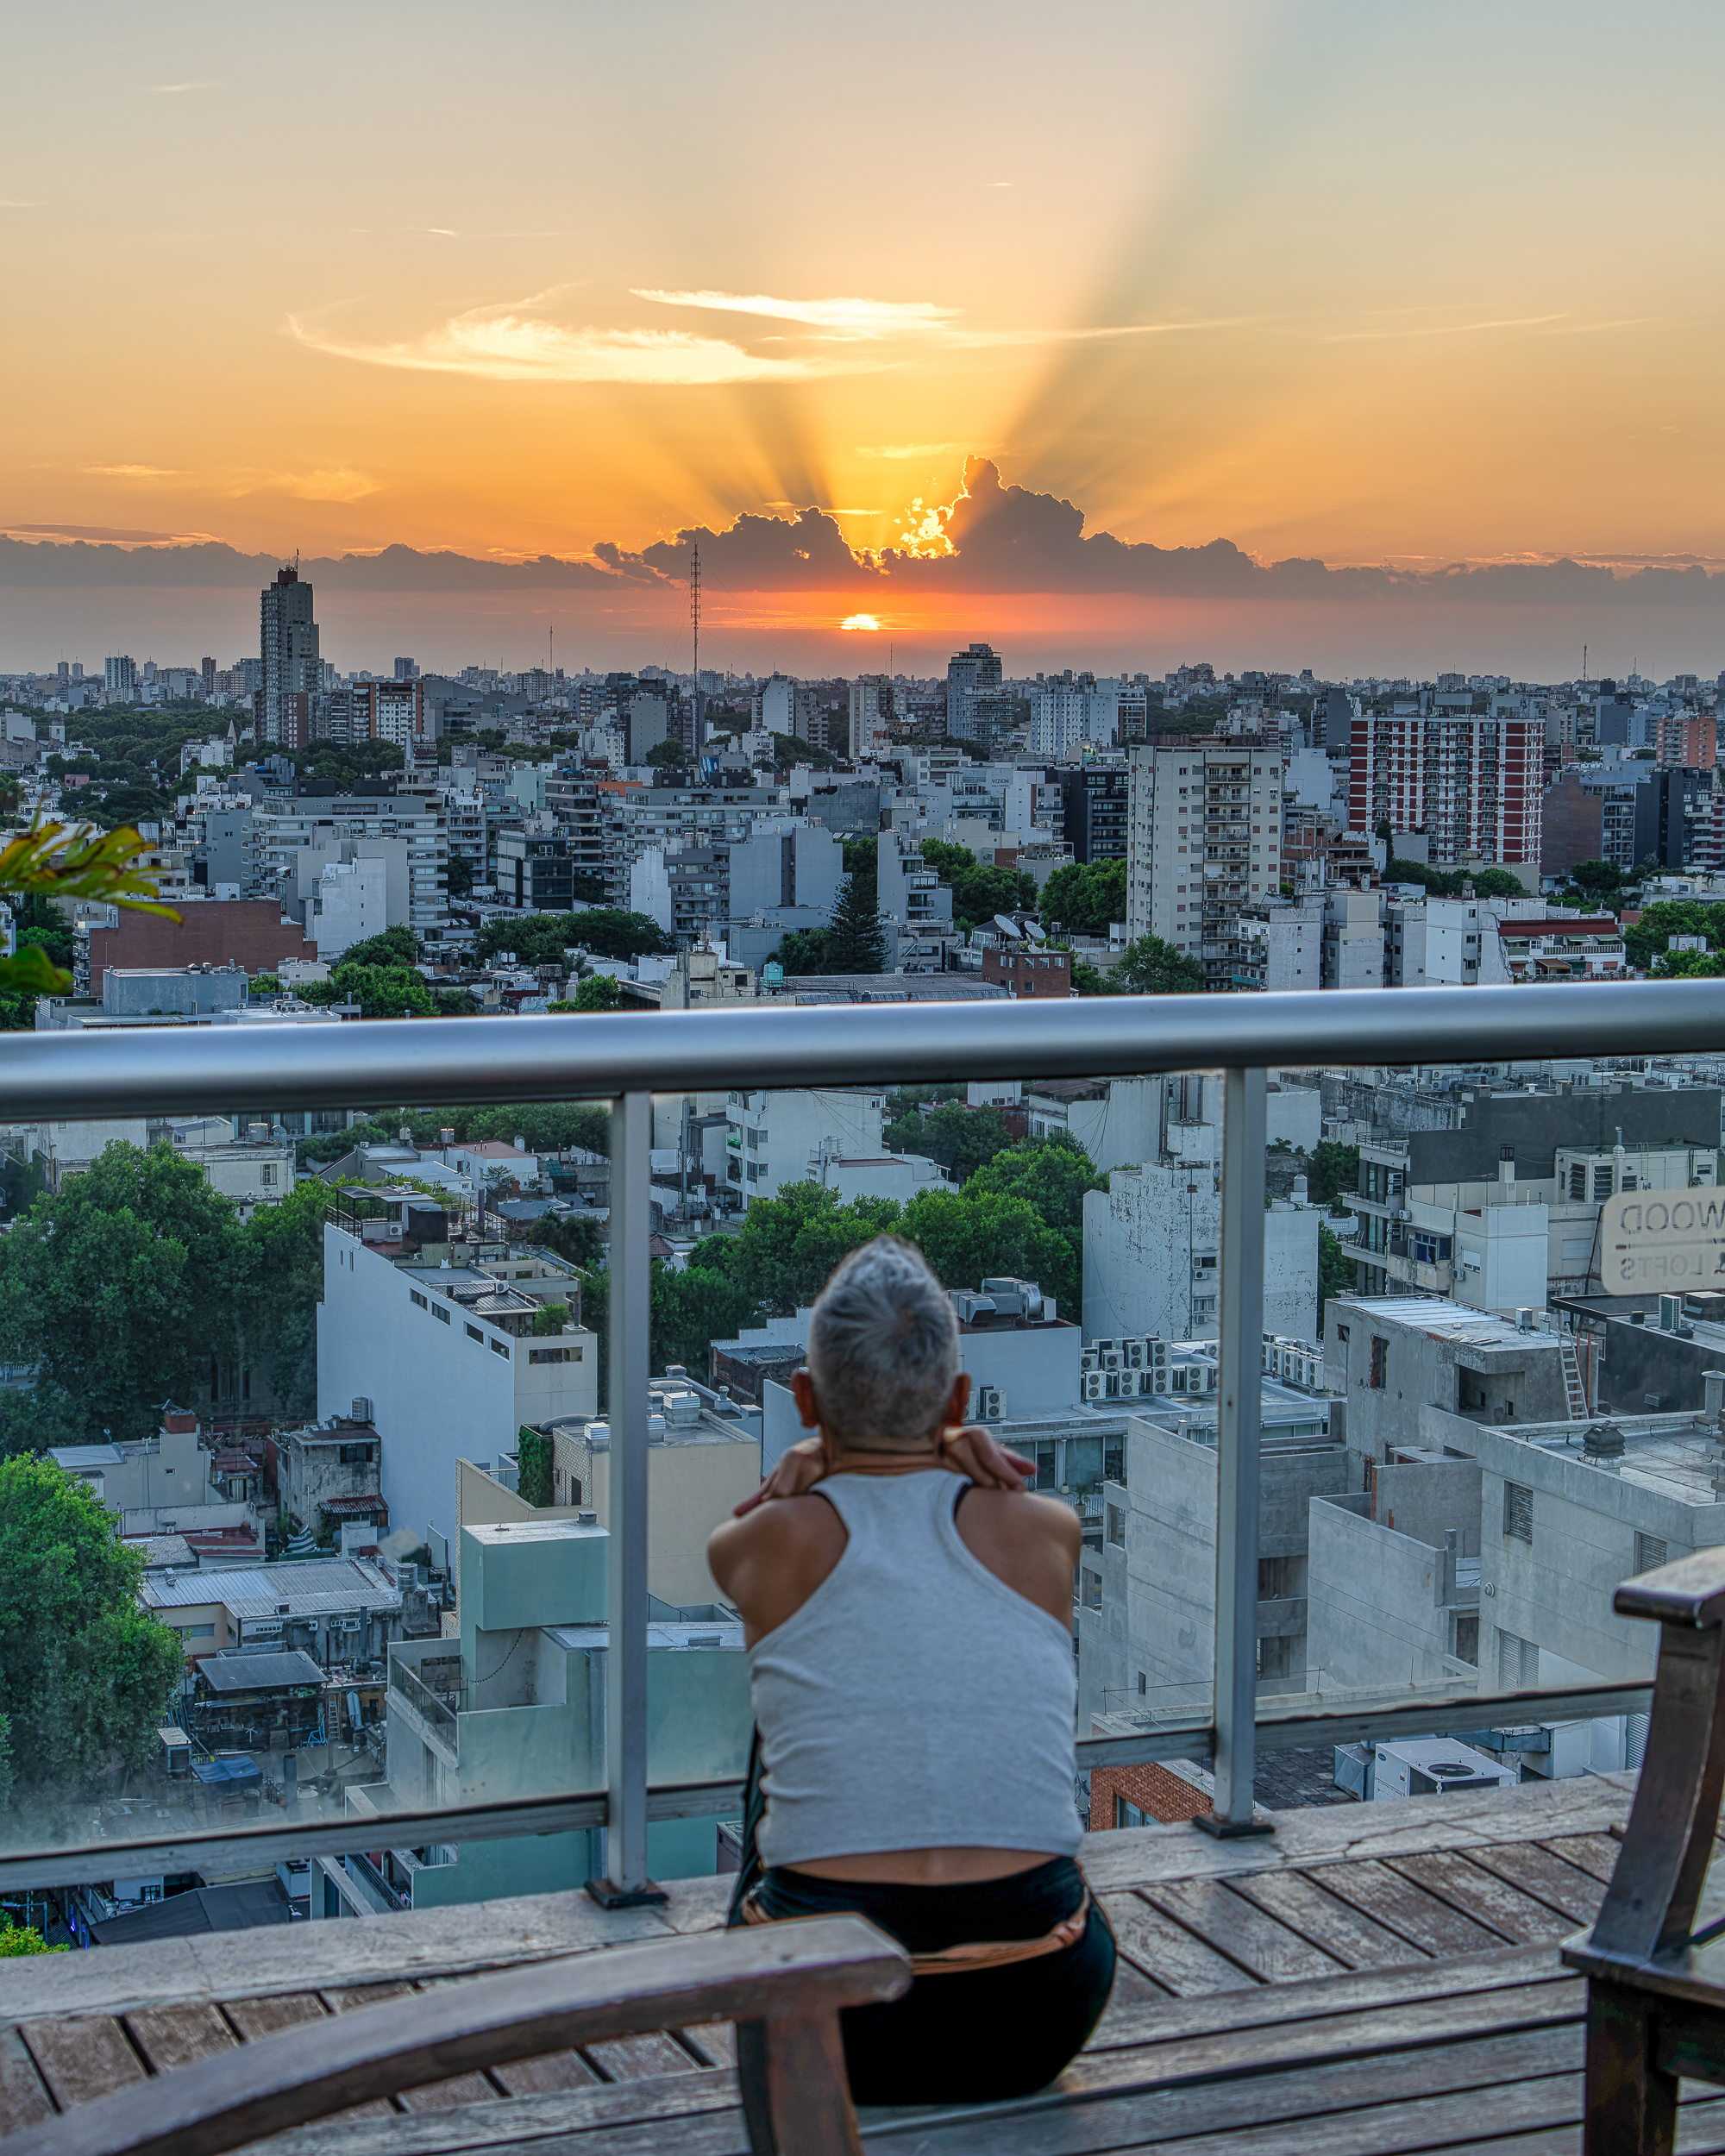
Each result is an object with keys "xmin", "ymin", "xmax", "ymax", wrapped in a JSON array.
[
  {"xmin": 724, "ymin": 1087, "xmax": 885, "ymax": 1208},
  {"xmin": 317, "ymin": 1224, "xmax": 599, "ymax": 1554},
  {"xmin": 1126, "ymin": 736, "xmax": 1285, "ymax": 987},
  {"xmin": 1346, "ymin": 707, "xmax": 1541, "ymax": 870},
  {"xmin": 254, "ymin": 783, "xmax": 448, "ymax": 945}
]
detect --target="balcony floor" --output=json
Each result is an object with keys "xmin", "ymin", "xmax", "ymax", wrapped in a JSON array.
[{"xmin": 3, "ymin": 1771, "xmax": 1720, "ymax": 2153}]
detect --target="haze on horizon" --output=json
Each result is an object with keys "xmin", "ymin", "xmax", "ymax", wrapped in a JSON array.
[{"xmin": 6, "ymin": 0, "xmax": 1725, "ymax": 678}]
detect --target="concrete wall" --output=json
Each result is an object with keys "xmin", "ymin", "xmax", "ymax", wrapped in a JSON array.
[
  {"xmin": 1307, "ymin": 1498, "xmax": 1452, "ymax": 1692},
  {"xmin": 580, "ymin": 1437, "xmax": 762, "ymax": 1607},
  {"xmin": 959, "ymin": 1322, "xmax": 1084, "ymax": 1418},
  {"xmin": 1083, "ymin": 1164, "xmax": 1221, "ymax": 1344},
  {"xmin": 317, "ymin": 1228, "xmax": 599, "ymax": 1552}
]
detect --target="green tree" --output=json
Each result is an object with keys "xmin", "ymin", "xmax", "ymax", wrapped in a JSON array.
[
  {"xmin": 1112, "ymin": 934, "xmax": 1207, "ymax": 995},
  {"xmin": 1653, "ymin": 949, "xmax": 1725, "ymax": 980},
  {"xmin": 528, "ymin": 1215, "xmax": 606, "ymax": 1271},
  {"xmin": 516, "ymin": 1426, "xmax": 553, "ymax": 1507},
  {"xmin": 898, "ymin": 1188, "xmax": 1077, "ymax": 1313},
  {"xmin": 1307, "ymin": 1140, "xmax": 1360, "ymax": 1210},
  {"xmin": 335, "ymin": 925, "xmax": 419, "ymax": 969},
  {"xmin": 1570, "ymin": 859, "xmax": 1626, "ymax": 898},
  {"xmin": 307, "ymin": 962, "xmax": 436, "ymax": 1019},
  {"xmin": 549, "ymin": 974, "xmax": 624, "ymax": 1012},
  {"xmin": 1070, "ymin": 961, "xmax": 1112, "ymax": 996},
  {"xmin": 961, "ymin": 1133, "xmax": 1106, "ymax": 1316},
  {"xmin": 0, "ymin": 1458, "xmax": 183, "ymax": 1797},
  {"xmin": 1625, "ymin": 899, "xmax": 1725, "ymax": 970},
  {"xmin": 568, "ymin": 910, "xmax": 675, "ymax": 960},
  {"xmin": 446, "ymin": 855, "xmax": 475, "ymax": 900},
  {"xmin": 725, "ymin": 1185, "xmax": 902, "ymax": 1315},
  {"xmin": 0, "ymin": 1143, "xmax": 246, "ymax": 1445},
  {"xmin": 824, "ymin": 870, "xmax": 888, "ymax": 974},
  {"xmin": 242, "ymin": 1180, "xmax": 329, "ymax": 1420},
  {"xmin": 883, "ymin": 1100, "xmax": 1010, "ymax": 1181},
  {"xmin": 532, "ymin": 1301, "xmax": 571, "ymax": 1335},
  {"xmin": 1318, "ymin": 1224, "xmax": 1355, "ymax": 1329},
  {"xmin": 651, "ymin": 1262, "xmax": 756, "ymax": 1380},
  {"xmin": 644, "ymin": 737, "xmax": 692, "ymax": 770},
  {"xmin": 249, "ymin": 973, "xmax": 284, "ymax": 997},
  {"xmin": 1039, "ymin": 858, "xmax": 1126, "ymax": 937},
  {"xmin": 464, "ymin": 1103, "xmax": 610, "ymax": 1154},
  {"xmin": 919, "ymin": 838, "xmax": 1039, "ymax": 934},
  {"xmin": 841, "ymin": 835, "xmax": 878, "ymax": 884},
  {"xmin": 770, "ymin": 926, "xmax": 834, "ymax": 975}
]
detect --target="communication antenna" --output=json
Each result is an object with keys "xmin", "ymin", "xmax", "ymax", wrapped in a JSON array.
[{"xmin": 690, "ymin": 539, "xmax": 702, "ymax": 742}]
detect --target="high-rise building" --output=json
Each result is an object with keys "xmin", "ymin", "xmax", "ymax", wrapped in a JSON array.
[
  {"xmin": 1346, "ymin": 709, "xmax": 1540, "ymax": 869},
  {"xmin": 104, "ymin": 655, "xmax": 136, "ymax": 699},
  {"xmin": 847, "ymin": 677, "xmax": 891, "ymax": 761},
  {"xmin": 200, "ymin": 656, "xmax": 216, "ymax": 697},
  {"xmin": 260, "ymin": 567, "xmax": 322, "ymax": 745},
  {"xmin": 393, "ymin": 656, "xmax": 419, "ymax": 682},
  {"xmin": 946, "ymin": 643, "xmax": 1003, "ymax": 743},
  {"xmin": 1126, "ymin": 736, "xmax": 1285, "ymax": 987}
]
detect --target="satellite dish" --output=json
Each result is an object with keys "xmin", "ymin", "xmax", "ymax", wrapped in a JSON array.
[
  {"xmin": 992, "ymin": 913, "xmax": 1024, "ymax": 941},
  {"xmin": 1024, "ymin": 918, "xmax": 1047, "ymax": 943}
]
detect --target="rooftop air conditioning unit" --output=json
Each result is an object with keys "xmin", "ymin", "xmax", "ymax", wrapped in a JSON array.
[
  {"xmin": 975, "ymin": 1385, "xmax": 1007, "ymax": 1422},
  {"xmin": 1080, "ymin": 1370, "xmax": 1107, "ymax": 1404},
  {"xmin": 1136, "ymin": 1369, "xmax": 1167, "ymax": 1396},
  {"xmin": 1121, "ymin": 1338, "xmax": 1146, "ymax": 1369},
  {"xmin": 1101, "ymin": 1351, "xmax": 1124, "ymax": 1372}
]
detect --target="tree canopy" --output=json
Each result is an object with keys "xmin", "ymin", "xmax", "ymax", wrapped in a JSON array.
[
  {"xmin": 1040, "ymin": 858, "xmax": 1126, "ymax": 937},
  {"xmin": 1625, "ymin": 899, "xmax": 1725, "ymax": 970},
  {"xmin": 333, "ymin": 925, "xmax": 419, "ymax": 969},
  {"xmin": 919, "ymin": 838, "xmax": 1039, "ymax": 934},
  {"xmin": 0, "ymin": 1143, "xmax": 247, "ymax": 1445},
  {"xmin": 1109, "ymin": 935, "xmax": 1207, "ymax": 995},
  {"xmin": 824, "ymin": 870, "xmax": 888, "ymax": 974},
  {"xmin": 883, "ymin": 1100, "xmax": 1011, "ymax": 1181},
  {"xmin": 0, "ymin": 1457, "xmax": 182, "ymax": 1802}
]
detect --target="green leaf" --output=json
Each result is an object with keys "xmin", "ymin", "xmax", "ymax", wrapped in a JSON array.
[{"xmin": 0, "ymin": 946, "xmax": 70, "ymax": 995}]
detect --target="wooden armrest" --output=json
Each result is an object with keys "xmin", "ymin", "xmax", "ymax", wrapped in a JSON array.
[
  {"xmin": 1615, "ymin": 1547, "xmax": 1725, "ymax": 1629},
  {"xmin": 0, "ymin": 1915, "xmax": 910, "ymax": 2156}
]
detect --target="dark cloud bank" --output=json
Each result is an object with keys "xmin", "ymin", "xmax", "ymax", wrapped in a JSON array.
[{"xmin": 6, "ymin": 459, "xmax": 1722, "ymax": 612}]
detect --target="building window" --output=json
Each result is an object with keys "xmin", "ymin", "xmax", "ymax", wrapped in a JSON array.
[
  {"xmin": 1452, "ymin": 1611, "xmax": 1479, "ymax": 1667},
  {"xmin": 1256, "ymin": 1635, "xmax": 1295, "ymax": 1679},
  {"xmin": 1369, "ymin": 1337, "xmax": 1388, "ymax": 1388},
  {"xmin": 1635, "ymin": 1532, "xmax": 1668, "ymax": 1574},
  {"xmin": 1106, "ymin": 1504, "xmax": 1125, "ymax": 1546},
  {"xmin": 433, "ymin": 1303, "xmax": 450, "ymax": 1324},
  {"xmin": 1498, "ymin": 1628, "xmax": 1537, "ymax": 1687},
  {"xmin": 1411, "ymin": 1232, "xmax": 1452, "ymax": 1266},
  {"xmin": 490, "ymin": 1338, "xmax": 510, "ymax": 1358},
  {"xmin": 410, "ymin": 1289, "xmax": 428, "ymax": 1310},
  {"xmin": 180, "ymin": 1622, "xmax": 216, "ymax": 1640},
  {"xmin": 529, "ymin": 1347, "xmax": 571, "ymax": 1364},
  {"xmin": 1082, "ymin": 1569, "xmax": 1102, "ymax": 1612},
  {"xmin": 338, "ymin": 1443, "xmax": 373, "ymax": 1465},
  {"xmin": 1115, "ymin": 1796, "xmax": 1148, "ymax": 1828},
  {"xmin": 467, "ymin": 1324, "xmax": 484, "ymax": 1343},
  {"xmin": 1504, "ymin": 1482, "xmax": 1534, "ymax": 1544}
]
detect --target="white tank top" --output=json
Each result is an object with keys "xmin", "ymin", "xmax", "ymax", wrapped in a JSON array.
[{"xmin": 748, "ymin": 1471, "xmax": 1082, "ymax": 1868}]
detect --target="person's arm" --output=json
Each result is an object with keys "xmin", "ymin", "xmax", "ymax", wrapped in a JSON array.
[
  {"xmin": 709, "ymin": 1495, "xmax": 847, "ymax": 1645},
  {"xmin": 732, "ymin": 1423, "xmax": 1033, "ymax": 1516},
  {"xmin": 952, "ymin": 1489, "xmax": 1083, "ymax": 1630}
]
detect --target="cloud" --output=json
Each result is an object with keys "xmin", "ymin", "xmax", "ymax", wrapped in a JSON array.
[
  {"xmin": 0, "ymin": 198, "xmax": 42, "ymax": 209},
  {"xmin": 242, "ymin": 467, "xmax": 379, "ymax": 503},
  {"xmin": 148, "ymin": 78, "xmax": 218, "ymax": 93},
  {"xmin": 289, "ymin": 298, "xmax": 814, "ymax": 385},
  {"xmin": 81, "ymin": 464, "xmax": 176, "ymax": 479},
  {"xmin": 633, "ymin": 290, "xmax": 957, "ymax": 340}
]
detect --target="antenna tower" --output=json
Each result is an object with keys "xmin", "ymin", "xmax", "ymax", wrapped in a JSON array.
[{"xmin": 690, "ymin": 540, "xmax": 702, "ymax": 743}]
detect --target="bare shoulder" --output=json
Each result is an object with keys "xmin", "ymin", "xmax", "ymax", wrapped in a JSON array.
[
  {"xmin": 708, "ymin": 1493, "xmax": 848, "ymax": 1643},
  {"xmin": 958, "ymin": 1487, "xmax": 1082, "ymax": 1558},
  {"xmin": 709, "ymin": 1492, "xmax": 839, "ymax": 1575}
]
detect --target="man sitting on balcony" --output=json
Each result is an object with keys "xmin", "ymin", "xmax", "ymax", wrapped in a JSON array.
[{"xmin": 707, "ymin": 1235, "xmax": 1115, "ymax": 2107}]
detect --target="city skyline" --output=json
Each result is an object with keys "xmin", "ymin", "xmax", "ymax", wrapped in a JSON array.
[{"xmin": 6, "ymin": 2, "xmax": 1725, "ymax": 676}]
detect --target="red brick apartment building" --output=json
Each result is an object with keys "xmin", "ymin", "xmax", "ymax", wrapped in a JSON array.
[{"xmin": 982, "ymin": 946, "xmax": 1072, "ymax": 998}]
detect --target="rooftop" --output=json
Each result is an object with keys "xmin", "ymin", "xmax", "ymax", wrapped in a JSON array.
[
  {"xmin": 195, "ymin": 1648, "xmax": 327, "ymax": 1694},
  {"xmin": 1497, "ymin": 1411, "xmax": 1725, "ymax": 1507},
  {"xmin": 141, "ymin": 1556, "xmax": 401, "ymax": 1617}
]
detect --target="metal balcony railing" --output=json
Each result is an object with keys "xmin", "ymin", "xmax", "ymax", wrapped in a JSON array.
[{"xmin": 0, "ymin": 977, "xmax": 1716, "ymax": 1895}]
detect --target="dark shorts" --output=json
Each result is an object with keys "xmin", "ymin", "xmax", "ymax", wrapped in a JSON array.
[{"xmin": 733, "ymin": 1855, "xmax": 1117, "ymax": 2107}]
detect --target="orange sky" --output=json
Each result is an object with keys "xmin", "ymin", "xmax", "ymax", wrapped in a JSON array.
[{"xmin": 5, "ymin": 3, "xmax": 1725, "ymax": 675}]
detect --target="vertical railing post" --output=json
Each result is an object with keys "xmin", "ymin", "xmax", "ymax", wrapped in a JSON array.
[
  {"xmin": 586, "ymin": 1090, "xmax": 665, "ymax": 1907},
  {"xmin": 1198, "ymin": 1065, "xmax": 1272, "ymax": 1838}
]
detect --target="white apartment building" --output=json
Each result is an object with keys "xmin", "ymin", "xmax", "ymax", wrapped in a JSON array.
[
  {"xmin": 848, "ymin": 678, "xmax": 892, "ymax": 760},
  {"xmin": 724, "ymin": 1087, "xmax": 886, "ymax": 1210},
  {"xmin": 1126, "ymin": 738, "xmax": 1285, "ymax": 988},
  {"xmin": 317, "ymin": 1227, "xmax": 599, "ymax": 1553},
  {"xmin": 256, "ymin": 793, "xmax": 447, "ymax": 945},
  {"xmin": 310, "ymin": 857, "xmax": 389, "ymax": 961}
]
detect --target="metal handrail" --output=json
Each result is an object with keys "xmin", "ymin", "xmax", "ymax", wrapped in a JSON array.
[
  {"xmin": 2, "ymin": 981, "xmax": 1722, "ymax": 1121},
  {"xmin": 1, "ymin": 979, "xmax": 1720, "ymax": 1883}
]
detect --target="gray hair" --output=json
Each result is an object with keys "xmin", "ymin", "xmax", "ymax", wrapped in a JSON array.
[{"xmin": 806, "ymin": 1237, "xmax": 959, "ymax": 1450}]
